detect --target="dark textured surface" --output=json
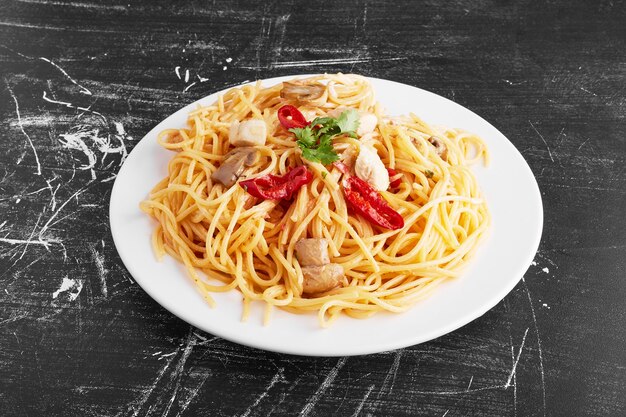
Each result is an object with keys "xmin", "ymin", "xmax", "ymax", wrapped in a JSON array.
[{"xmin": 1, "ymin": 0, "xmax": 625, "ymax": 416}]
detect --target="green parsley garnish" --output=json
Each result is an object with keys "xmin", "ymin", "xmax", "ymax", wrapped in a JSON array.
[
  {"xmin": 425, "ymin": 169, "xmax": 434, "ymax": 179},
  {"xmin": 289, "ymin": 109, "xmax": 360, "ymax": 165}
]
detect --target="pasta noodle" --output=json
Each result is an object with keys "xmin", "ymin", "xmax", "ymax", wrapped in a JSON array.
[{"xmin": 140, "ymin": 74, "xmax": 490, "ymax": 327}]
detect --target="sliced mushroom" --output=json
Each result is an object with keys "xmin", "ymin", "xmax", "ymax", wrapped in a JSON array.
[
  {"xmin": 295, "ymin": 238, "xmax": 330, "ymax": 267},
  {"xmin": 230, "ymin": 119, "xmax": 267, "ymax": 147},
  {"xmin": 280, "ymin": 81, "xmax": 325, "ymax": 102},
  {"xmin": 301, "ymin": 263, "xmax": 344, "ymax": 294},
  {"xmin": 428, "ymin": 136, "xmax": 448, "ymax": 161},
  {"xmin": 211, "ymin": 147, "xmax": 260, "ymax": 187}
]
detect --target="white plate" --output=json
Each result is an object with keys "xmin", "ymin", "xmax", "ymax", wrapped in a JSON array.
[{"xmin": 110, "ymin": 75, "xmax": 543, "ymax": 356}]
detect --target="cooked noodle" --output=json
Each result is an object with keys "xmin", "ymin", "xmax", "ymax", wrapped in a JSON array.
[{"xmin": 140, "ymin": 74, "xmax": 490, "ymax": 327}]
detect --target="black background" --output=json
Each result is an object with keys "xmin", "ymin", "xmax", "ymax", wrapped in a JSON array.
[{"xmin": 1, "ymin": 1, "xmax": 625, "ymax": 416}]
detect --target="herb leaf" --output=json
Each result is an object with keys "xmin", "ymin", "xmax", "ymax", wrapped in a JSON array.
[
  {"xmin": 336, "ymin": 109, "xmax": 360, "ymax": 133},
  {"xmin": 289, "ymin": 109, "xmax": 360, "ymax": 165}
]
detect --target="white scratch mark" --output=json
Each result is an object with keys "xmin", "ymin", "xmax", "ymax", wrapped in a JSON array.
[
  {"xmin": 175, "ymin": 370, "xmax": 212, "ymax": 417},
  {"xmin": 522, "ymin": 277, "xmax": 547, "ymax": 416},
  {"xmin": 175, "ymin": 66, "xmax": 181, "ymax": 79},
  {"xmin": 152, "ymin": 351, "xmax": 162, "ymax": 356},
  {"xmin": 225, "ymin": 57, "xmax": 232, "ymax": 63},
  {"xmin": 18, "ymin": 212, "xmax": 45, "ymax": 259},
  {"xmin": 411, "ymin": 384, "xmax": 505, "ymax": 395},
  {"xmin": 57, "ymin": 123, "xmax": 131, "ymax": 179},
  {"xmin": 39, "ymin": 57, "xmax": 91, "ymax": 95},
  {"xmin": 466, "ymin": 375, "xmax": 474, "ymax": 391},
  {"xmin": 0, "ymin": 214, "xmax": 61, "ymax": 250},
  {"xmin": 114, "ymin": 121, "xmax": 125, "ymax": 136},
  {"xmin": 42, "ymin": 91, "xmax": 106, "ymax": 122},
  {"xmin": 38, "ymin": 186, "xmax": 88, "ymax": 241},
  {"xmin": 505, "ymin": 327, "xmax": 529, "ymax": 388},
  {"xmin": 16, "ymin": 0, "xmax": 126, "ymax": 11},
  {"xmin": 579, "ymin": 87, "xmax": 597, "ymax": 96},
  {"xmin": 161, "ymin": 333, "xmax": 197, "ymax": 417},
  {"xmin": 52, "ymin": 276, "xmax": 83, "ymax": 301},
  {"xmin": 509, "ymin": 334, "xmax": 518, "ymax": 417},
  {"xmin": 542, "ymin": 303, "xmax": 550, "ymax": 309},
  {"xmin": 0, "ymin": 236, "xmax": 61, "ymax": 249},
  {"xmin": 90, "ymin": 245, "xmax": 107, "ymax": 298},
  {"xmin": 367, "ymin": 350, "xmax": 403, "ymax": 415},
  {"xmin": 541, "ymin": 267, "xmax": 549, "ymax": 273},
  {"xmin": 351, "ymin": 384, "xmax": 375, "ymax": 417},
  {"xmin": 529, "ymin": 121, "xmax": 554, "ymax": 163},
  {"xmin": 197, "ymin": 75, "xmax": 209, "ymax": 82},
  {"xmin": 58, "ymin": 128, "xmax": 98, "ymax": 179},
  {"xmin": 0, "ymin": 313, "xmax": 30, "ymax": 326},
  {"xmin": 239, "ymin": 367, "xmax": 285, "ymax": 417},
  {"xmin": 45, "ymin": 178, "xmax": 60, "ymax": 211},
  {"xmin": 222, "ymin": 66, "xmax": 227, "ymax": 71},
  {"xmin": 442, "ymin": 411, "xmax": 449, "ymax": 417},
  {"xmin": 240, "ymin": 56, "xmax": 405, "ymax": 70},
  {"xmin": 158, "ymin": 351, "xmax": 177, "ymax": 360},
  {"xmin": 183, "ymin": 81, "xmax": 197, "ymax": 93},
  {"xmin": 502, "ymin": 79, "xmax": 526, "ymax": 86},
  {"xmin": 184, "ymin": 69, "xmax": 190, "ymax": 83},
  {"xmin": 299, "ymin": 357, "xmax": 347, "ymax": 417},
  {"xmin": 577, "ymin": 137, "xmax": 590, "ymax": 151},
  {"xmin": 6, "ymin": 81, "xmax": 42, "ymax": 175},
  {"xmin": 129, "ymin": 347, "xmax": 180, "ymax": 417}
]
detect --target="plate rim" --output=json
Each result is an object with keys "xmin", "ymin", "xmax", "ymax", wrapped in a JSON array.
[{"xmin": 109, "ymin": 74, "xmax": 544, "ymax": 356}]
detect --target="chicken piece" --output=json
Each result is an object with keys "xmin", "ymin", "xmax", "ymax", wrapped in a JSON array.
[
  {"xmin": 280, "ymin": 81, "xmax": 326, "ymax": 102},
  {"xmin": 356, "ymin": 112, "xmax": 378, "ymax": 136},
  {"xmin": 229, "ymin": 119, "xmax": 267, "ymax": 147},
  {"xmin": 428, "ymin": 136, "xmax": 448, "ymax": 161},
  {"xmin": 355, "ymin": 144, "xmax": 390, "ymax": 191},
  {"xmin": 211, "ymin": 147, "xmax": 261, "ymax": 187},
  {"xmin": 301, "ymin": 263, "xmax": 344, "ymax": 294},
  {"xmin": 295, "ymin": 238, "xmax": 330, "ymax": 267}
]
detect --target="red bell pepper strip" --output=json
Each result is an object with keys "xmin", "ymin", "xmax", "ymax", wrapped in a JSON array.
[
  {"xmin": 239, "ymin": 166, "xmax": 313, "ymax": 200},
  {"xmin": 387, "ymin": 168, "xmax": 403, "ymax": 189},
  {"xmin": 343, "ymin": 176, "xmax": 404, "ymax": 230},
  {"xmin": 277, "ymin": 105, "xmax": 308, "ymax": 129}
]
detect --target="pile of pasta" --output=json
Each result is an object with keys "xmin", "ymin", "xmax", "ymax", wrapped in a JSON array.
[{"xmin": 140, "ymin": 74, "xmax": 490, "ymax": 327}]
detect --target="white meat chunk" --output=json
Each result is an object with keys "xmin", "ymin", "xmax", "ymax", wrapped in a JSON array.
[
  {"xmin": 229, "ymin": 119, "xmax": 267, "ymax": 147},
  {"xmin": 356, "ymin": 112, "xmax": 378, "ymax": 136},
  {"xmin": 355, "ymin": 144, "xmax": 389, "ymax": 191},
  {"xmin": 295, "ymin": 238, "xmax": 330, "ymax": 267},
  {"xmin": 301, "ymin": 264, "xmax": 344, "ymax": 294}
]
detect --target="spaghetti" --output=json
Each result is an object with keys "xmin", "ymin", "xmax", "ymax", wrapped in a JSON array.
[{"xmin": 140, "ymin": 74, "xmax": 490, "ymax": 327}]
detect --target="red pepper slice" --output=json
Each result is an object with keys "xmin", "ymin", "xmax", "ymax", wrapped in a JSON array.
[
  {"xmin": 239, "ymin": 166, "xmax": 313, "ymax": 200},
  {"xmin": 387, "ymin": 168, "xmax": 403, "ymax": 189},
  {"xmin": 277, "ymin": 105, "xmax": 308, "ymax": 129},
  {"xmin": 343, "ymin": 176, "xmax": 404, "ymax": 230}
]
